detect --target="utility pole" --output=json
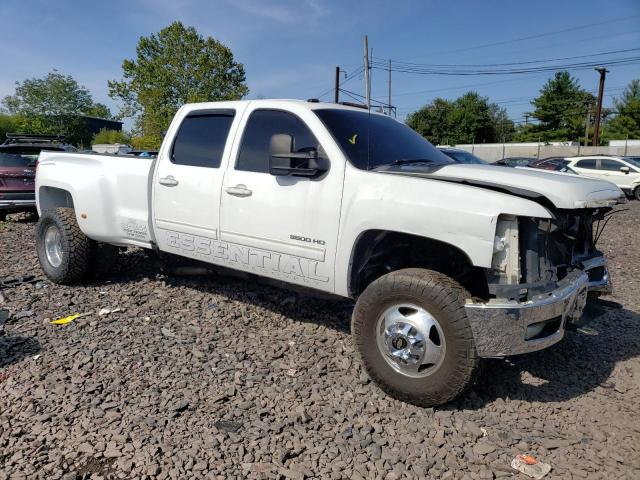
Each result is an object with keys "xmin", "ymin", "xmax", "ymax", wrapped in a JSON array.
[
  {"xmin": 592, "ymin": 67, "xmax": 608, "ymax": 147},
  {"xmin": 363, "ymin": 35, "xmax": 370, "ymax": 109},
  {"xmin": 334, "ymin": 66, "xmax": 340, "ymax": 103},
  {"xmin": 524, "ymin": 113, "xmax": 529, "ymax": 125},
  {"xmin": 387, "ymin": 59, "xmax": 392, "ymax": 115},
  {"xmin": 584, "ymin": 104, "xmax": 592, "ymax": 147}
]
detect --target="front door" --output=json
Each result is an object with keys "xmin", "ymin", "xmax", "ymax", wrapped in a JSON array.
[
  {"xmin": 597, "ymin": 158, "xmax": 635, "ymax": 190},
  {"xmin": 219, "ymin": 106, "xmax": 344, "ymax": 293}
]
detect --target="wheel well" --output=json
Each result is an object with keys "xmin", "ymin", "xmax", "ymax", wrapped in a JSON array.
[
  {"xmin": 39, "ymin": 187, "xmax": 74, "ymax": 212},
  {"xmin": 348, "ymin": 230, "xmax": 489, "ymax": 299}
]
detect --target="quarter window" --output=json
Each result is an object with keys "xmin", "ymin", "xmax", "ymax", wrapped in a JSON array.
[
  {"xmin": 171, "ymin": 112, "xmax": 235, "ymax": 168},
  {"xmin": 599, "ymin": 159, "xmax": 623, "ymax": 171},
  {"xmin": 575, "ymin": 159, "xmax": 597, "ymax": 169},
  {"xmin": 236, "ymin": 110, "xmax": 319, "ymax": 173}
]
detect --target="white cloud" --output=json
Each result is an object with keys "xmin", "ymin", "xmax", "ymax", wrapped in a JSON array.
[{"xmin": 223, "ymin": 0, "xmax": 329, "ymax": 23}]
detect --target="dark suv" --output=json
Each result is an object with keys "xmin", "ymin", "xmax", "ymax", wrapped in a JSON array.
[{"xmin": 0, "ymin": 134, "xmax": 76, "ymax": 220}]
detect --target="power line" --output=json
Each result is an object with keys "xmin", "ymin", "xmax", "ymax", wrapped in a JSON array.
[
  {"xmin": 316, "ymin": 66, "xmax": 363, "ymax": 99},
  {"xmin": 370, "ymin": 55, "xmax": 640, "ymax": 76},
  {"xmin": 373, "ymin": 47, "xmax": 640, "ymax": 69},
  {"xmin": 396, "ymin": 14, "xmax": 640, "ymax": 61}
]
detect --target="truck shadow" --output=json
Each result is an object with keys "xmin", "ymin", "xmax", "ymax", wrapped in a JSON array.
[
  {"xmin": 0, "ymin": 335, "xmax": 41, "ymax": 369},
  {"xmin": 451, "ymin": 300, "xmax": 640, "ymax": 408},
  {"xmin": 103, "ymin": 249, "xmax": 354, "ymax": 334}
]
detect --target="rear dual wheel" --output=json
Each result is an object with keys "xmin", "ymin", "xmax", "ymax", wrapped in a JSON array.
[
  {"xmin": 352, "ymin": 268, "xmax": 479, "ymax": 407},
  {"xmin": 36, "ymin": 208, "xmax": 117, "ymax": 284}
]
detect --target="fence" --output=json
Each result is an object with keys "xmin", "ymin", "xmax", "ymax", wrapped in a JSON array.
[{"xmin": 452, "ymin": 143, "xmax": 640, "ymax": 163}]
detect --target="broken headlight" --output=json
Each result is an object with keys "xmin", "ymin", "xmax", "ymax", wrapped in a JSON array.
[{"xmin": 491, "ymin": 215, "xmax": 520, "ymax": 284}]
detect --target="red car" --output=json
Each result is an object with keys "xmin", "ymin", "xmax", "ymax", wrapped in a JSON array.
[
  {"xmin": 0, "ymin": 134, "xmax": 76, "ymax": 221},
  {"xmin": 527, "ymin": 157, "xmax": 577, "ymax": 174}
]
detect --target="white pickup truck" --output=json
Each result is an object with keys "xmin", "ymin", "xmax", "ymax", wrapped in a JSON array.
[{"xmin": 35, "ymin": 100, "xmax": 625, "ymax": 406}]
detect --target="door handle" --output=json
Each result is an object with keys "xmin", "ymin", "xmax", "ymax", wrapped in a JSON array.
[
  {"xmin": 159, "ymin": 175, "xmax": 179, "ymax": 187},
  {"xmin": 225, "ymin": 184, "xmax": 252, "ymax": 197}
]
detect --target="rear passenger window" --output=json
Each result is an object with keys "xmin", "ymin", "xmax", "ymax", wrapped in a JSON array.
[
  {"xmin": 576, "ymin": 159, "xmax": 597, "ymax": 169},
  {"xmin": 171, "ymin": 112, "xmax": 234, "ymax": 168},
  {"xmin": 236, "ymin": 110, "xmax": 319, "ymax": 173}
]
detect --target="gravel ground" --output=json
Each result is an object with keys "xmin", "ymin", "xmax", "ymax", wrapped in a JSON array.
[{"xmin": 1, "ymin": 204, "xmax": 639, "ymax": 480}]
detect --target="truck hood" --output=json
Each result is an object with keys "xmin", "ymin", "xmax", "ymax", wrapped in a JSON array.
[{"xmin": 378, "ymin": 163, "xmax": 625, "ymax": 209}]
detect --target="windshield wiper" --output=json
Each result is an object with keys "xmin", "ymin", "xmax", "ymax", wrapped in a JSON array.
[{"xmin": 389, "ymin": 158, "xmax": 435, "ymax": 166}]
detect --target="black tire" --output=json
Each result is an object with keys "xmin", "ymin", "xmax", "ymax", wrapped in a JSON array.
[
  {"xmin": 0, "ymin": 211, "xmax": 7, "ymax": 222},
  {"xmin": 35, "ymin": 208, "xmax": 93, "ymax": 284},
  {"xmin": 352, "ymin": 268, "xmax": 479, "ymax": 407},
  {"xmin": 634, "ymin": 186, "xmax": 640, "ymax": 202}
]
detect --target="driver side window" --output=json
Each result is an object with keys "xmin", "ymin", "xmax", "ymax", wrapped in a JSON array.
[{"xmin": 236, "ymin": 110, "xmax": 319, "ymax": 173}]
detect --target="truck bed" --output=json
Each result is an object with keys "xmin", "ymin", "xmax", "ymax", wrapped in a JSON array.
[{"xmin": 36, "ymin": 151, "xmax": 154, "ymax": 247}]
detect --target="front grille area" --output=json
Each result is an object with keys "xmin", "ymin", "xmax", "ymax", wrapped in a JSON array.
[{"xmin": 518, "ymin": 209, "xmax": 605, "ymax": 298}]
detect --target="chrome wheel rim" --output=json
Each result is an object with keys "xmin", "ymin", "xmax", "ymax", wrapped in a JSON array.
[
  {"xmin": 376, "ymin": 303, "xmax": 446, "ymax": 378},
  {"xmin": 44, "ymin": 225, "xmax": 63, "ymax": 268}
]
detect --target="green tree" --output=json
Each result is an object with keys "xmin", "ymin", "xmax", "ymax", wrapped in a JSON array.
[
  {"xmin": 0, "ymin": 114, "xmax": 21, "ymax": 141},
  {"xmin": 109, "ymin": 21, "xmax": 249, "ymax": 139},
  {"xmin": 130, "ymin": 135, "xmax": 162, "ymax": 150},
  {"xmin": 603, "ymin": 79, "xmax": 640, "ymax": 141},
  {"xmin": 515, "ymin": 71, "xmax": 595, "ymax": 142},
  {"xmin": 407, "ymin": 92, "xmax": 513, "ymax": 144},
  {"xmin": 406, "ymin": 98, "xmax": 452, "ymax": 144},
  {"xmin": 92, "ymin": 128, "xmax": 130, "ymax": 145},
  {"xmin": 1, "ymin": 71, "xmax": 107, "ymax": 145},
  {"xmin": 86, "ymin": 102, "xmax": 114, "ymax": 120}
]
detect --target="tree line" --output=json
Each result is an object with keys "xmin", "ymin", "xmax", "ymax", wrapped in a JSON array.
[
  {"xmin": 407, "ymin": 72, "xmax": 640, "ymax": 145},
  {"xmin": 0, "ymin": 22, "xmax": 248, "ymax": 148},
  {"xmin": 1, "ymin": 21, "xmax": 638, "ymax": 148}
]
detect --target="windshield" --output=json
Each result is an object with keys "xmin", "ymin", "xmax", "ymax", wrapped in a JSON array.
[
  {"xmin": 440, "ymin": 149, "xmax": 487, "ymax": 164},
  {"xmin": 314, "ymin": 108, "xmax": 452, "ymax": 170},
  {"xmin": 0, "ymin": 152, "xmax": 38, "ymax": 167},
  {"xmin": 623, "ymin": 157, "xmax": 640, "ymax": 169}
]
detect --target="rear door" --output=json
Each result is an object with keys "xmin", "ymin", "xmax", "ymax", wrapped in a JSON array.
[
  {"xmin": 152, "ymin": 104, "xmax": 246, "ymax": 259},
  {"xmin": 218, "ymin": 105, "xmax": 344, "ymax": 293},
  {"xmin": 571, "ymin": 158, "xmax": 602, "ymax": 180}
]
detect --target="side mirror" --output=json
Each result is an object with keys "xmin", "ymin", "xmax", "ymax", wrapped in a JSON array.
[
  {"xmin": 620, "ymin": 166, "xmax": 630, "ymax": 174},
  {"xmin": 269, "ymin": 133, "xmax": 327, "ymax": 177}
]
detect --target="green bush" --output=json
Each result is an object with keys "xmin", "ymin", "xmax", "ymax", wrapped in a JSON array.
[{"xmin": 92, "ymin": 128, "xmax": 130, "ymax": 145}]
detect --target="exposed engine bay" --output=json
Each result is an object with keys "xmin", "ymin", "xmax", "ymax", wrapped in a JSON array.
[{"xmin": 488, "ymin": 208, "xmax": 617, "ymax": 301}]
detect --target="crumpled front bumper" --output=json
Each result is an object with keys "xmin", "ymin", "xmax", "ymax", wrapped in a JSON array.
[
  {"xmin": 581, "ymin": 255, "xmax": 612, "ymax": 295},
  {"xmin": 464, "ymin": 270, "xmax": 589, "ymax": 357}
]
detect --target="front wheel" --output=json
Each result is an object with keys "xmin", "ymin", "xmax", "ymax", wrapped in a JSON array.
[
  {"xmin": 35, "ymin": 208, "xmax": 93, "ymax": 284},
  {"xmin": 634, "ymin": 186, "xmax": 640, "ymax": 202},
  {"xmin": 352, "ymin": 268, "xmax": 479, "ymax": 407}
]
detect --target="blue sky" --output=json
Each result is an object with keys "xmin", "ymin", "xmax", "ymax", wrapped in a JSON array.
[{"xmin": 1, "ymin": 0, "xmax": 639, "ymax": 129}]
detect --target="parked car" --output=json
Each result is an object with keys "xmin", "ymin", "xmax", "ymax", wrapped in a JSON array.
[
  {"xmin": 553, "ymin": 156, "xmax": 640, "ymax": 200},
  {"xmin": 437, "ymin": 147, "xmax": 487, "ymax": 164},
  {"xmin": 34, "ymin": 100, "xmax": 625, "ymax": 406},
  {"xmin": 494, "ymin": 156, "xmax": 537, "ymax": 167},
  {"xmin": 0, "ymin": 134, "xmax": 75, "ymax": 220},
  {"xmin": 527, "ymin": 157, "xmax": 577, "ymax": 174}
]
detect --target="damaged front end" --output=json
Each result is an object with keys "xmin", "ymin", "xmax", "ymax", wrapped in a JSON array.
[{"xmin": 465, "ymin": 207, "xmax": 615, "ymax": 357}]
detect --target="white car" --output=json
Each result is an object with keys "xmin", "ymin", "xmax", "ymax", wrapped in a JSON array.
[
  {"xmin": 564, "ymin": 155, "xmax": 640, "ymax": 200},
  {"xmin": 34, "ymin": 99, "xmax": 625, "ymax": 406}
]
